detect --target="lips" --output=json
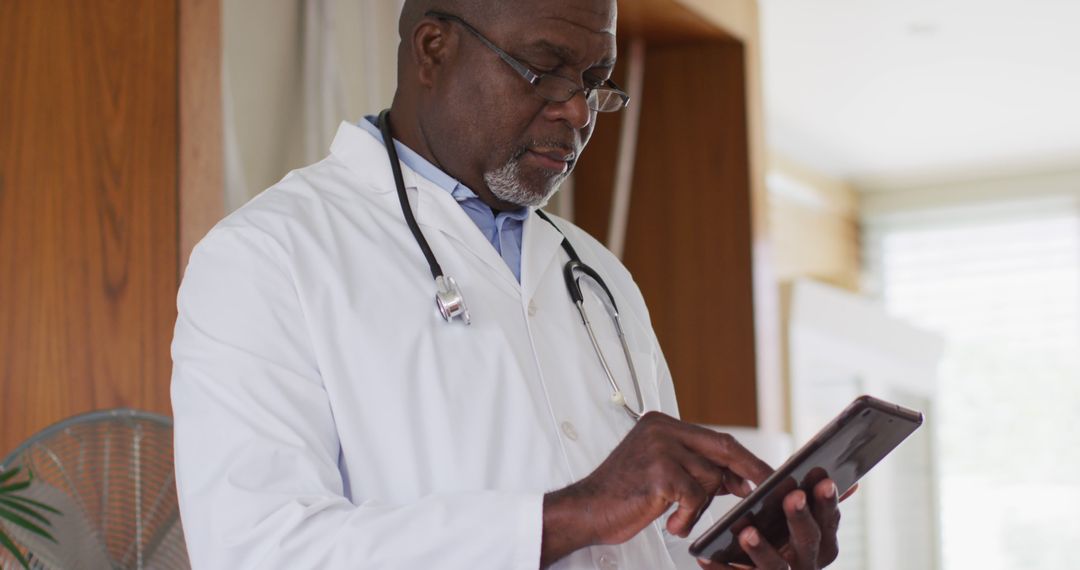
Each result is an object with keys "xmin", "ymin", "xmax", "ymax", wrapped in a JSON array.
[{"xmin": 525, "ymin": 147, "xmax": 577, "ymax": 173}]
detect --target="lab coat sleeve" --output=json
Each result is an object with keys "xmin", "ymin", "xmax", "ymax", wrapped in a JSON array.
[{"xmin": 171, "ymin": 225, "xmax": 543, "ymax": 570}]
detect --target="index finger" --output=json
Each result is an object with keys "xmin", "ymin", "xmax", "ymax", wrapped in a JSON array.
[{"xmin": 671, "ymin": 421, "xmax": 775, "ymax": 485}]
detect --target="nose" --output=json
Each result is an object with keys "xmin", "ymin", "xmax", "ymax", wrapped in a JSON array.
[{"xmin": 543, "ymin": 90, "xmax": 592, "ymax": 130}]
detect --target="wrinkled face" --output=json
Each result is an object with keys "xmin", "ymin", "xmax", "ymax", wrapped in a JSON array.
[{"xmin": 419, "ymin": 0, "xmax": 617, "ymax": 209}]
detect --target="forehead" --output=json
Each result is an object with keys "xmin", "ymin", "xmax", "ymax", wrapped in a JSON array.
[
  {"xmin": 524, "ymin": 0, "xmax": 616, "ymax": 33},
  {"xmin": 492, "ymin": 1, "xmax": 617, "ymax": 62}
]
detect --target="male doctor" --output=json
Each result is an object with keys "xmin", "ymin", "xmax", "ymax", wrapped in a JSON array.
[{"xmin": 171, "ymin": 0, "xmax": 845, "ymax": 568}]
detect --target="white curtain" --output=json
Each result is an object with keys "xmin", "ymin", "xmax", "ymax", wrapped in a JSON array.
[
  {"xmin": 222, "ymin": 0, "xmax": 404, "ymax": 211},
  {"xmin": 302, "ymin": 0, "xmax": 347, "ymax": 165}
]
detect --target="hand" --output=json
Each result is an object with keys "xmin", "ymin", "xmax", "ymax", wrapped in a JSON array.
[
  {"xmin": 540, "ymin": 412, "xmax": 775, "ymax": 567},
  {"xmin": 697, "ymin": 478, "xmax": 853, "ymax": 570}
]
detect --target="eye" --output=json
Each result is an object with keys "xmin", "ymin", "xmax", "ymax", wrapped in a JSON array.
[
  {"xmin": 584, "ymin": 75, "xmax": 607, "ymax": 89},
  {"xmin": 516, "ymin": 56, "xmax": 558, "ymax": 75}
]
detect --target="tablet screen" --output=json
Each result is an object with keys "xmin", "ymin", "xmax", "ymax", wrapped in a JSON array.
[{"xmin": 689, "ymin": 396, "xmax": 923, "ymax": 564}]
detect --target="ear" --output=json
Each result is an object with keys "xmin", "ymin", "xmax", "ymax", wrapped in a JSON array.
[{"xmin": 411, "ymin": 19, "xmax": 454, "ymax": 88}]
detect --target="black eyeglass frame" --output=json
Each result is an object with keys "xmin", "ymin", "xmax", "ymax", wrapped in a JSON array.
[{"xmin": 425, "ymin": 10, "xmax": 630, "ymax": 113}]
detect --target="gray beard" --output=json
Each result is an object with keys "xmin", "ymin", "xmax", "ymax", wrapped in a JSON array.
[{"xmin": 483, "ymin": 157, "xmax": 565, "ymax": 209}]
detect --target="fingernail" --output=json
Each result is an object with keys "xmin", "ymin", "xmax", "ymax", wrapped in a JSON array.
[
  {"xmin": 826, "ymin": 482, "xmax": 838, "ymax": 499},
  {"xmin": 795, "ymin": 492, "xmax": 807, "ymax": 511},
  {"xmin": 742, "ymin": 527, "xmax": 760, "ymax": 547}
]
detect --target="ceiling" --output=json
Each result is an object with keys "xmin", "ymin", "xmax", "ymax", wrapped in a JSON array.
[{"xmin": 759, "ymin": 0, "xmax": 1080, "ymax": 190}]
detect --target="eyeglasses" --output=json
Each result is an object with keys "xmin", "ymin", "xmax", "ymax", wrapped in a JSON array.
[{"xmin": 425, "ymin": 10, "xmax": 630, "ymax": 113}]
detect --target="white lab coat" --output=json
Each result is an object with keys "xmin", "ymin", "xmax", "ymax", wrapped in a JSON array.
[{"xmin": 172, "ymin": 121, "xmax": 710, "ymax": 569}]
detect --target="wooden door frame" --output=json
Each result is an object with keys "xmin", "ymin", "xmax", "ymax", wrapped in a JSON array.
[{"xmin": 179, "ymin": 0, "xmax": 224, "ymax": 273}]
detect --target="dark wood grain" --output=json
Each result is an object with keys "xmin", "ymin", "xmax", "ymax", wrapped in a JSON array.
[
  {"xmin": 0, "ymin": 0, "xmax": 178, "ymax": 454},
  {"xmin": 573, "ymin": 41, "xmax": 758, "ymax": 427}
]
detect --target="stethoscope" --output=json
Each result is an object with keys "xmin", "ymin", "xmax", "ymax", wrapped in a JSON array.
[{"xmin": 377, "ymin": 110, "xmax": 645, "ymax": 420}]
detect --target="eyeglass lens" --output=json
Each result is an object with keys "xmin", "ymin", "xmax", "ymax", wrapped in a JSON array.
[{"xmin": 534, "ymin": 74, "xmax": 626, "ymax": 112}]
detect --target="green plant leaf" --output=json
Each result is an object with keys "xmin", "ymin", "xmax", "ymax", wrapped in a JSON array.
[
  {"xmin": 0, "ymin": 529, "xmax": 30, "ymax": 569},
  {"xmin": 2, "ymin": 495, "xmax": 61, "ymax": 516},
  {"xmin": 0, "ymin": 506, "xmax": 56, "ymax": 543},
  {"xmin": 0, "ymin": 481, "xmax": 31, "ymax": 495},
  {"xmin": 0, "ymin": 468, "xmax": 22, "ymax": 486},
  {"xmin": 0, "ymin": 499, "xmax": 52, "ymax": 526}
]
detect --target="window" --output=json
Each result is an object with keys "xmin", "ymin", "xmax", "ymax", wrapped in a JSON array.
[{"xmin": 865, "ymin": 194, "xmax": 1080, "ymax": 569}]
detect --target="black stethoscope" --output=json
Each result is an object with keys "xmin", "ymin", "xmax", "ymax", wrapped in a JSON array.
[{"xmin": 377, "ymin": 110, "xmax": 644, "ymax": 419}]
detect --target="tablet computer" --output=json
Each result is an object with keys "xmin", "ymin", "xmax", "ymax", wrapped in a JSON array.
[{"xmin": 688, "ymin": 395, "xmax": 924, "ymax": 565}]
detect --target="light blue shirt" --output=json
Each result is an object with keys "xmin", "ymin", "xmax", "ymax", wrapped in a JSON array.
[{"xmin": 359, "ymin": 116, "xmax": 529, "ymax": 282}]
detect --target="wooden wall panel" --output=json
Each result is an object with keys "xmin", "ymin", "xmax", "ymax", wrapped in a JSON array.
[
  {"xmin": 574, "ymin": 41, "xmax": 759, "ymax": 427},
  {"xmin": 0, "ymin": 0, "xmax": 178, "ymax": 454},
  {"xmin": 618, "ymin": 0, "xmax": 731, "ymax": 43},
  {"xmin": 571, "ymin": 51, "xmax": 626, "ymax": 243}
]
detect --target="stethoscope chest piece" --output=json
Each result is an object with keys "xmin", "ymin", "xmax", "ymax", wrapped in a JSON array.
[{"xmin": 435, "ymin": 275, "xmax": 471, "ymax": 325}]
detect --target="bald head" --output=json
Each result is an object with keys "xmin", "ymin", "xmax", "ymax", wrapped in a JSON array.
[
  {"xmin": 399, "ymin": 0, "xmax": 505, "ymax": 40},
  {"xmin": 398, "ymin": 0, "xmax": 616, "ymax": 45}
]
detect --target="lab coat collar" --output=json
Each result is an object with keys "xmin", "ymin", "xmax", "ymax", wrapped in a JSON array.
[
  {"xmin": 329, "ymin": 120, "xmax": 566, "ymax": 304},
  {"xmin": 329, "ymin": 121, "xmax": 396, "ymax": 194}
]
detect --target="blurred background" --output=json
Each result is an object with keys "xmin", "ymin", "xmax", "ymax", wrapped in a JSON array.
[{"xmin": 1, "ymin": 0, "xmax": 1076, "ymax": 568}]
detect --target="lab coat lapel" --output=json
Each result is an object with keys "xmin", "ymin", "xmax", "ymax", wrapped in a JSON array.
[
  {"xmin": 331, "ymin": 120, "xmax": 519, "ymax": 298},
  {"xmin": 411, "ymin": 173, "xmax": 521, "ymax": 298},
  {"xmin": 521, "ymin": 211, "xmax": 568, "ymax": 302}
]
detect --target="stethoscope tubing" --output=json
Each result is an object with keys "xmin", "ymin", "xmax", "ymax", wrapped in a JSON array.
[
  {"xmin": 378, "ymin": 109, "xmax": 444, "ymax": 281},
  {"xmin": 377, "ymin": 109, "xmax": 644, "ymax": 419}
]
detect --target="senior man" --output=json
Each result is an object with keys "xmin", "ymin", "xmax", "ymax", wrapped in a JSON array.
[{"xmin": 171, "ymin": 0, "xmax": 844, "ymax": 568}]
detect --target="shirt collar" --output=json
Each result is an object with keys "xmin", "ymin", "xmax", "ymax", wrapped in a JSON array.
[{"xmin": 358, "ymin": 116, "xmax": 530, "ymax": 222}]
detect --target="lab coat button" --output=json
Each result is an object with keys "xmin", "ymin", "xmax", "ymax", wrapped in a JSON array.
[
  {"xmin": 528, "ymin": 300, "xmax": 538, "ymax": 316},
  {"xmin": 598, "ymin": 553, "xmax": 618, "ymax": 569},
  {"xmin": 560, "ymin": 420, "xmax": 578, "ymax": 441}
]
